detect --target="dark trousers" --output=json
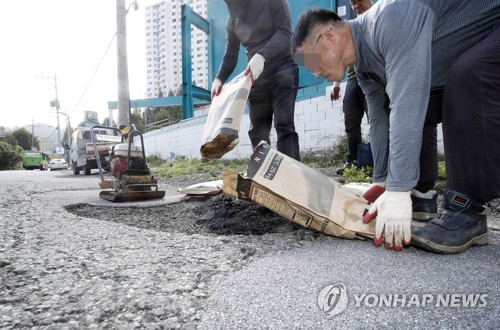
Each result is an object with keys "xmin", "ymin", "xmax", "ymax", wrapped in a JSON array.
[
  {"xmin": 442, "ymin": 26, "xmax": 500, "ymax": 202},
  {"xmin": 418, "ymin": 27, "xmax": 500, "ymax": 202},
  {"xmin": 343, "ymin": 78, "xmax": 368, "ymax": 163},
  {"xmin": 416, "ymin": 89, "xmax": 443, "ymax": 192},
  {"xmin": 248, "ymin": 63, "xmax": 300, "ymax": 160}
]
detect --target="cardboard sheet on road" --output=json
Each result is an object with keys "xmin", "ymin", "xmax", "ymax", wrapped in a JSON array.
[
  {"xmin": 178, "ymin": 180, "xmax": 223, "ymax": 196},
  {"xmin": 223, "ymin": 142, "xmax": 375, "ymax": 240}
]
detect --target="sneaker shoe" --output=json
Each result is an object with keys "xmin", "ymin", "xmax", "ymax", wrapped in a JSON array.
[
  {"xmin": 336, "ymin": 161, "xmax": 357, "ymax": 175},
  {"xmin": 411, "ymin": 189, "xmax": 438, "ymax": 221},
  {"xmin": 411, "ymin": 190, "xmax": 489, "ymax": 254}
]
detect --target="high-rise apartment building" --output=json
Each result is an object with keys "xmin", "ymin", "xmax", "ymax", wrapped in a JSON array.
[{"xmin": 145, "ymin": 0, "xmax": 208, "ymax": 98}]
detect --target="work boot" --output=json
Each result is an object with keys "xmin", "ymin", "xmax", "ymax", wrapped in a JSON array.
[
  {"xmin": 411, "ymin": 189, "xmax": 438, "ymax": 221},
  {"xmin": 411, "ymin": 190, "xmax": 489, "ymax": 254}
]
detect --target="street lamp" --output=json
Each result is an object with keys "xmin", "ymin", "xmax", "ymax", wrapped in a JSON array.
[{"xmin": 126, "ymin": 1, "xmax": 139, "ymax": 14}]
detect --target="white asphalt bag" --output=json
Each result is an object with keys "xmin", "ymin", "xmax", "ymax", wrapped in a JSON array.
[{"xmin": 200, "ymin": 73, "xmax": 252, "ymax": 160}]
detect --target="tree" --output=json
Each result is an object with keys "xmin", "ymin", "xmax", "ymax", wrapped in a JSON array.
[
  {"xmin": 101, "ymin": 117, "xmax": 112, "ymax": 127},
  {"xmin": 131, "ymin": 108, "xmax": 145, "ymax": 132},
  {"xmin": 100, "ymin": 109, "xmax": 145, "ymax": 132},
  {"xmin": 0, "ymin": 140, "xmax": 23, "ymax": 170},
  {"xmin": 6, "ymin": 128, "xmax": 40, "ymax": 150},
  {"xmin": 150, "ymin": 105, "xmax": 182, "ymax": 127}
]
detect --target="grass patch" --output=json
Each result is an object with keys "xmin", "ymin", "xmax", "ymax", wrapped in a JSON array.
[
  {"xmin": 149, "ymin": 156, "xmax": 248, "ymax": 179},
  {"xmin": 342, "ymin": 166, "xmax": 373, "ymax": 184},
  {"xmin": 147, "ymin": 142, "xmax": 447, "ymax": 184}
]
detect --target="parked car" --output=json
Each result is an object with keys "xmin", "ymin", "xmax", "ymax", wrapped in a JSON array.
[
  {"xmin": 49, "ymin": 158, "xmax": 68, "ymax": 171},
  {"xmin": 70, "ymin": 126, "xmax": 120, "ymax": 175}
]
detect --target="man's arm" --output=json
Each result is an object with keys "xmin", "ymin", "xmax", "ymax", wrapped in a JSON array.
[
  {"xmin": 216, "ymin": 17, "xmax": 241, "ymax": 83},
  {"xmin": 376, "ymin": 1, "xmax": 435, "ymax": 192},
  {"xmin": 256, "ymin": 0, "xmax": 293, "ymax": 61},
  {"xmin": 356, "ymin": 1, "xmax": 436, "ymax": 251},
  {"xmin": 357, "ymin": 72, "xmax": 390, "ymax": 184}
]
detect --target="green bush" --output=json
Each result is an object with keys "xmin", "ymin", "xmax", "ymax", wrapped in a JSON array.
[{"xmin": 0, "ymin": 141, "xmax": 23, "ymax": 170}]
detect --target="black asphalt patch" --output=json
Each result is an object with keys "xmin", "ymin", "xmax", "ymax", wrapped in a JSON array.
[{"xmin": 65, "ymin": 194, "xmax": 302, "ymax": 236}]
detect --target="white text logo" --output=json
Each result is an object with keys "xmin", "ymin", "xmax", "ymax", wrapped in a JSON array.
[{"xmin": 318, "ymin": 283, "xmax": 488, "ymax": 317}]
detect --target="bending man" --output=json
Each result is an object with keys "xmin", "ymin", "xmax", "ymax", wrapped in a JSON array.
[{"xmin": 292, "ymin": 0, "xmax": 500, "ymax": 253}]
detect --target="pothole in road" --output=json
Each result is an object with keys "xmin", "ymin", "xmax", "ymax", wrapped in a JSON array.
[{"xmin": 64, "ymin": 194, "xmax": 302, "ymax": 236}]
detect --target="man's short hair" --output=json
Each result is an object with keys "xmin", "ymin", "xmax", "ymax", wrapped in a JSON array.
[{"xmin": 292, "ymin": 8, "xmax": 342, "ymax": 54}]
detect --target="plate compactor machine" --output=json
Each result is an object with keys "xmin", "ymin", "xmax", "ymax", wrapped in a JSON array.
[{"xmin": 91, "ymin": 125, "xmax": 165, "ymax": 202}]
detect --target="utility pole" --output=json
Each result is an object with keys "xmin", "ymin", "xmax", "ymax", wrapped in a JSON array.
[
  {"xmin": 116, "ymin": 0, "xmax": 131, "ymax": 130},
  {"xmin": 64, "ymin": 109, "xmax": 71, "ymax": 148},
  {"xmin": 40, "ymin": 70, "xmax": 61, "ymax": 147}
]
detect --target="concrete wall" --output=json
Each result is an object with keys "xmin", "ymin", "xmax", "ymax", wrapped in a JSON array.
[
  {"xmin": 143, "ymin": 84, "xmax": 443, "ymax": 160},
  {"xmin": 144, "ymin": 83, "xmax": 364, "ymax": 160}
]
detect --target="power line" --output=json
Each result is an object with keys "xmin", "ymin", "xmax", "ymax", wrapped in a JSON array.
[
  {"xmin": 70, "ymin": 1, "xmax": 139, "ymax": 117},
  {"xmin": 70, "ymin": 32, "xmax": 117, "ymax": 114},
  {"xmin": 38, "ymin": 128, "xmax": 58, "ymax": 143}
]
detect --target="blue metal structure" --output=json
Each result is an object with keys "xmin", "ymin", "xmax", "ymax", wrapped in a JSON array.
[
  {"xmin": 181, "ymin": 4, "xmax": 211, "ymax": 118},
  {"xmin": 108, "ymin": 0, "xmax": 343, "ymax": 119}
]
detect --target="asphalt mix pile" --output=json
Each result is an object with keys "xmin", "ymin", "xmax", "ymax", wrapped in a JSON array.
[{"xmin": 65, "ymin": 194, "xmax": 303, "ymax": 236}]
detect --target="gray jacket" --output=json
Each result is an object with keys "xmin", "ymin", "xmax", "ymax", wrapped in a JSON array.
[{"xmin": 350, "ymin": 0, "xmax": 500, "ymax": 191}]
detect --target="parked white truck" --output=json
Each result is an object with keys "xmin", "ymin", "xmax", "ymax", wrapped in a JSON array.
[{"xmin": 70, "ymin": 127, "xmax": 121, "ymax": 175}]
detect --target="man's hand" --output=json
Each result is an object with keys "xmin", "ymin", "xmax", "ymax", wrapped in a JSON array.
[
  {"xmin": 362, "ymin": 191, "xmax": 412, "ymax": 251},
  {"xmin": 211, "ymin": 78, "xmax": 223, "ymax": 99},
  {"xmin": 362, "ymin": 182, "xmax": 386, "ymax": 203},
  {"xmin": 330, "ymin": 86, "xmax": 341, "ymax": 101},
  {"xmin": 245, "ymin": 54, "xmax": 265, "ymax": 84}
]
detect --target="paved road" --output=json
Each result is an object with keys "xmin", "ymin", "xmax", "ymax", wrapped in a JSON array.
[{"xmin": 0, "ymin": 169, "xmax": 498, "ymax": 329}]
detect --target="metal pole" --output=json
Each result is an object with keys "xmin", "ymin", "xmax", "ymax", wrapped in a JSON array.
[
  {"xmin": 66, "ymin": 114, "xmax": 71, "ymax": 147},
  {"xmin": 109, "ymin": 108, "xmax": 114, "ymax": 127},
  {"xmin": 66, "ymin": 111, "xmax": 71, "ymax": 163},
  {"xmin": 54, "ymin": 71, "xmax": 61, "ymax": 147},
  {"xmin": 116, "ymin": 0, "xmax": 131, "ymax": 129},
  {"xmin": 31, "ymin": 118, "xmax": 35, "ymax": 150}
]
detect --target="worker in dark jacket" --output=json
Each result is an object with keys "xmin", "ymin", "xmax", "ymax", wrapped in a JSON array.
[{"xmin": 211, "ymin": 0, "xmax": 300, "ymax": 160}]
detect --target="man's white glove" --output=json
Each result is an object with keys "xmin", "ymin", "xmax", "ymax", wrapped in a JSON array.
[
  {"xmin": 245, "ymin": 53, "xmax": 265, "ymax": 84},
  {"xmin": 362, "ymin": 191, "xmax": 412, "ymax": 251},
  {"xmin": 211, "ymin": 78, "xmax": 223, "ymax": 99}
]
